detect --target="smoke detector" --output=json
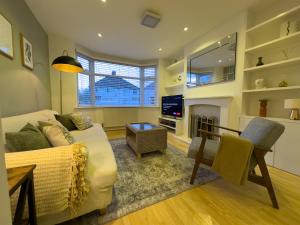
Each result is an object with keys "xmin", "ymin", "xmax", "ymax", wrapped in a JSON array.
[{"xmin": 141, "ymin": 11, "xmax": 161, "ymax": 28}]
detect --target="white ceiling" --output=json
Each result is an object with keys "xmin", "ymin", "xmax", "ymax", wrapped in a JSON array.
[{"xmin": 25, "ymin": 0, "xmax": 276, "ymax": 61}]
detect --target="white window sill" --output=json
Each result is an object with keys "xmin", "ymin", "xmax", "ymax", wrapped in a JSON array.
[{"xmin": 75, "ymin": 106, "xmax": 160, "ymax": 109}]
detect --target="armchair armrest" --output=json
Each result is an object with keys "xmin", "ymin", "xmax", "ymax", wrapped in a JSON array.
[
  {"xmin": 254, "ymin": 145, "xmax": 273, "ymax": 152},
  {"xmin": 198, "ymin": 129, "xmax": 221, "ymax": 138},
  {"xmin": 200, "ymin": 122, "xmax": 242, "ymax": 135}
]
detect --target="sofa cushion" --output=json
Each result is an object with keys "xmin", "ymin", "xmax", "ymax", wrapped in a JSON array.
[
  {"xmin": 85, "ymin": 139, "xmax": 117, "ymax": 189},
  {"xmin": 70, "ymin": 123, "xmax": 116, "ymax": 188},
  {"xmin": 5, "ymin": 123, "xmax": 51, "ymax": 151},
  {"xmin": 70, "ymin": 123, "xmax": 108, "ymax": 142},
  {"xmin": 1, "ymin": 110, "xmax": 58, "ymax": 145},
  {"xmin": 55, "ymin": 114, "xmax": 78, "ymax": 131}
]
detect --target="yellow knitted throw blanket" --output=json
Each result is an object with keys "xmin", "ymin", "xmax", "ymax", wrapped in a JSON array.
[{"xmin": 5, "ymin": 143, "xmax": 90, "ymax": 217}]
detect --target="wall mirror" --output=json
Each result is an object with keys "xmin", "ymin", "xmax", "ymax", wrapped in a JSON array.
[
  {"xmin": 187, "ymin": 32, "xmax": 237, "ymax": 88},
  {"xmin": 0, "ymin": 12, "xmax": 14, "ymax": 59}
]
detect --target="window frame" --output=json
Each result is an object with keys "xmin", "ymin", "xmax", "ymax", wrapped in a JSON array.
[{"xmin": 76, "ymin": 53, "xmax": 158, "ymax": 108}]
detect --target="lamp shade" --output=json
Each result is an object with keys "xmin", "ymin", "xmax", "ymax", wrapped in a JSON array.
[
  {"xmin": 284, "ymin": 99, "xmax": 300, "ymax": 109},
  {"xmin": 52, "ymin": 55, "xmax": 83, "ymax": 73}
]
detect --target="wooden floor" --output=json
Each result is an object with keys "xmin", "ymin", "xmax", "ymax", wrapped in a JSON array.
[{"xmin": 105, "ymin": 130, "xmax": 300, "ymax": 225}]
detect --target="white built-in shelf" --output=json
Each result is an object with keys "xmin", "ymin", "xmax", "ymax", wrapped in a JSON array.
[
  {"xmin": 159, "ymin": 124, "xmax": 176, "ymax": 130},
  {"xmin": 246, "ymin": 5, "xmax": 300, "ymax": 34},
  {"xmin": 245, "ymin": 31, "xmax": 300, "ymax": 54},
  {"xmin": 166, "ymin": 59, "xmax": 184, "ymax": 72},
  {"xmin": 240, "ymin": 115, "xmax": 300, "ymax": 124},
  {"xmin": 242, "ymin": 86, "xmax": 300, "ymax": 93},
  {"xmin": 159, "ymin": 117, "xmax": 181, "ymax": 122},
  {"xmin": 165, "ymin": 83, "xmax": 183, "ymax": 89},
  {"xmin": 244, "ymin": 57, "xmax": 300, "ymax": 72}
]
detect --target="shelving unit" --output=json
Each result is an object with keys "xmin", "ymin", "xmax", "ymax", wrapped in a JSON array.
[
  {"xmin": 165, "ymin": 83, "xmax": 184, "ymax": 89},
  {"xmin": 245, "ymin": 31, "xmax": 300, "ymax": 54},
  {"xmin": 164, "ymin": 59, "xmax": 185, "ymax": 95},
  {"xmin": 244, "ymin": 56, "xmax": 300, "ymax": 72},
  {"xmin": 166, "ymin": 59, "xmax": 184, "ymax": 72},
  {"xmin": 242, "ymin": 5, "xmax": 300, "ymax": 119},
  {"xmin": 246, "ymin": 5, "xmax": 300, "ymax": 35},
  {"xmin": 242, "ymin": 86, "xmax": 300, "ymax": 93},
  {"xmin": 158, "ymin": 117, "xmax": 183, "ymax": 135},
  {"xmin": 240, "ymin": 4, "xmax": 300, "ymax": 177}
]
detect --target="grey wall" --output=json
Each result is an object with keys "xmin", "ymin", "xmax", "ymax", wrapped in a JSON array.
[{"xmin": 0, "ymin": 0, "xmax": 51, "ymax": 117}]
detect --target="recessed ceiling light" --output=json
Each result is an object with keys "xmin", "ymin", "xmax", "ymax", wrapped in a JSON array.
[
  {"xmin": 218, "ymin": 59, "xmax": 222, "ymax": 63},
  {"xmin": 101, "ymin": 0, "xmax": 106, "ymax": 2},
  {"xmin": 218, "ymin": 41, "xmax": 221, "ymax": 45},
  {"xmin": 97, "ymin": 33, "xmax": 103, "ymax": 37},
  {"xmin": 158, "ymin": 48, "xmax": 163, "ymax": 52},
  {"xmin": 184, "ymin": 27, "xmax": 189, "ymax": 31}
]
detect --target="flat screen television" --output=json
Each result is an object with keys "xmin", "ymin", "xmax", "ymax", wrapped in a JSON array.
[{"xmin": 161, "ymin": 95, "xmax": 183, "ymax": 118}]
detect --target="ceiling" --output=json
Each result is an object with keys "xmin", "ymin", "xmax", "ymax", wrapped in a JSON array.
[{"xmin": 25, "ymin": 0, "xmax": 276, "ymax": 61}]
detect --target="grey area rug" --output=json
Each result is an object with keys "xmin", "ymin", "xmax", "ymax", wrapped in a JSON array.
[{"xmin": 61, "ymin": 138, "xmax": 218, "ymax": 225}]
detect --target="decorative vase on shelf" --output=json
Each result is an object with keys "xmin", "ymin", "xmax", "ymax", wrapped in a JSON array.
[
  {"xmin": 256, "ymin": 57, "xmax": 264, "ymax": 66},
  {"xmin": 255, "ymin": 79, "xmax": 266, "ymax": 89},
  {"xmin": 280, "ymin": 20, "xmax": 300, "ymax": 37},
  {"xmin": 278, "ymin": 80, "xmax": 288, "ymax": 87},
  {"xmin": 177, "ymin": 74, "xmax": 182, "ymax": 82},
  {"xmin": 259, "ymin": 99, "xmax": 268, "ymax": 117}
]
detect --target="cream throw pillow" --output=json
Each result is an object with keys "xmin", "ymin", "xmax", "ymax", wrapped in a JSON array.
[
  {"xmin": 71, "ymin": 113, "xmax": 93, "ymax": 130},
  {"xmin": 39, "ymin": 120, "xmax": 75, "ymax": 146},
  {"xmin": 42, "ymin": 125, "xmax": 72, "ymax": 147}
]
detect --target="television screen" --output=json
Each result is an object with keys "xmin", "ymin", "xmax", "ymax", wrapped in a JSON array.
[{"xmin": 162, "ymin": 95, "xmax": 183, "ymax": 118}]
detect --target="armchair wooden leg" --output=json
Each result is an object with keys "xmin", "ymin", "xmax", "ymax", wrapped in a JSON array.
[
  {"xmin": 254, "ymin": 149, "xmax": 279, "ymax": 209},
  {"xmin": 190, "ymin": 135, "xmax": 207, "ymax": 185},
  {"xmin": 98, "ymin": 207, "xmax": 107, "ymax": 215},
  {"xmin": 190, "ymin": 161, "xmax": 200, "ymax": 184}
]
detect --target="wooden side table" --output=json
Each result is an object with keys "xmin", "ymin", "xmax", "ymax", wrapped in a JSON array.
[{"xmin": 7, "ymin": 165, "xmax": 37, "ymax": 225}]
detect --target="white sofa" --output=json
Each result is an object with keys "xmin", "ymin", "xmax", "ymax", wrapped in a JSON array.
[{"xmin": 2, "ymin": 110, "xmax": 118, "ymax": 225}]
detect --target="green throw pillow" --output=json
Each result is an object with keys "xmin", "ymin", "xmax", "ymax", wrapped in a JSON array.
[
  {"xmin": 5, "ymin": 123, "xmax": 51, "ymax": 151},
  {"xmin": 55, "ymin": 114, "xmax": 78, "ymax": 131}
]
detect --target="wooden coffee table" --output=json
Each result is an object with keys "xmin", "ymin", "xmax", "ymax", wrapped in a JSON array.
[{"xmin": 126, "ymin": 122, "xmax": 167, "ymax": 158}]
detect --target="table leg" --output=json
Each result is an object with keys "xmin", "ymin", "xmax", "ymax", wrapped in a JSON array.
[
  {"xmin": 28, "ymin": 172, "xmax": 37, "ymax": 225},
  {"xmin": 13, "ymin": 181, "xmax": 29, "ymax": 225}
]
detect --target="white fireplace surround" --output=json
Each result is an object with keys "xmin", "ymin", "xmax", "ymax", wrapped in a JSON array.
[{"xmin": 183, "ymin": 96, "xmax": 233, "ymax": 139}]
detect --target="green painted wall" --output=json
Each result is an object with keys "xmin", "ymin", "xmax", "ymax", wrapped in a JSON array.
[{"xmin": 0, "ymin": 0, "xmax": 50, "ymax": 117}]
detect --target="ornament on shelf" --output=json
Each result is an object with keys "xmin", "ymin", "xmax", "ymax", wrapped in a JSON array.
[
  {"xmin": 281, "ymin": 50, "xmax": 289, "ymax": 60},
  {"xmin": 255, "ymin": 79, "xmax": 266, "ymax": 89},
  {"xmin": 278, "ymin": 80, "xmax": 288, "ymax": 87},
  {"xmin": 259, "ymin": 99, "xmax": 269, "ymax": 117},
  {"xmin": 177, "ymin": 74, "xmax": 182, "ymax": 82},
  {"xmin": 280, "ymin": 20, "xmax": 300, "ymax": 37},
  {"xmin": 256, "ymin": 57, "xmax": 264, "ymax": 66}
]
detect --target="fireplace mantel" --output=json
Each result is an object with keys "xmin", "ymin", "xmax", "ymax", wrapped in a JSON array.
[
  {"xmin": 184, "ymin": 95, "xmax": 233, "ymax": 100},
  {"xmin": 184, "ymin": 96, "xmax": 233, "ymax": 108}
]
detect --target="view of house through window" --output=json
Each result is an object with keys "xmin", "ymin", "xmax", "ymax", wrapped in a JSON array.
[{"xmin": 77, "ymin": 54, "xmax": 157, "ymax": 107}]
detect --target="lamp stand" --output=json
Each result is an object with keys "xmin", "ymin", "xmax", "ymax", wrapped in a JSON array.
[
  {"xmin": 60, "ymin": 72, "xmax": 63, "ymax": 114},
  {"xmin": 289, "ymin": 109, "xmax": 299, "ymax": 120}
]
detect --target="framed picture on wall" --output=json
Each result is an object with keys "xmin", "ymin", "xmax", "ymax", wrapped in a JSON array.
[
  {"xmin": 0, "ymin": 12, "xmax": 14, "ymax": 59},
  {"xmin": 20, "ymin": 34, "xmax": 33, "ymax": 70}
]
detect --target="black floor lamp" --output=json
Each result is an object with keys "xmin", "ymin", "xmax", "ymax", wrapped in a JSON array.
[{"xmin": 52, "ymin": 50, "xmax": 83, "ymax": 114}]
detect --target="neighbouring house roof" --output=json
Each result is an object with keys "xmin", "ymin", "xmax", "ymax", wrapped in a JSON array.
[
  {"xmin": 144, "ymin": 81, "xmax": 155, "ymax": 91},
  {"xmin": 95, "ymin": 76, "xmax": 139, "ymax": 90}
]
